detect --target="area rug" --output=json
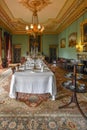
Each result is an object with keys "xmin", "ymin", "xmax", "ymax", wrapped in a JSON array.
[
  {"xmin": 17, "ymin": 93, "xmax": 50, "ymax": 107},
  {"xmin": 0, "ymin": 68, "xmax": 7, "ymax": 73},
  {"xmin": 0, "ymin": 116, "xmax": 87, "ymax": 130},
  {"xmin": 0, "ymin": 67, "xmax": 87, "ymax": 130},
  {"xmin": 0, "ymin": 68, "xmax": 11, "ymax": 83}
]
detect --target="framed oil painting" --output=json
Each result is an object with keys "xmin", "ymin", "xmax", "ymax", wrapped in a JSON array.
[
  {"xmin": 29, "ymin": 35, "xmax": 41, "ymax": 52},
  {"xmin": 68, "ymin": 32, "xmax": 77, "ymax": 47},
  {"xmin": 83, "ymin": 44, "xmax": 87, "ymax": 52},
  {"xmin": 81, "ymin": 20, "xmax": 87, "ymax": 45},
  {"xmin": 60, "ymin": 38, "xmax": 66, "ymax": 48}
]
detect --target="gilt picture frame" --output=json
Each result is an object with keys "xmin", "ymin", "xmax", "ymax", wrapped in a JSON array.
[
  {"xmin": 60, "ymin": 38, "xmax": 66, "ymax": 48},
  {"xmin": 68, "ymin": 32, "xmax": 77, "ymax": 47},
  {"xmin": 81, "ymin": 20, "xmax": 87, "ymax": 45},
  {"xmin": 29, "ymin": 35, "xmax": 41, "ymax": 52}
]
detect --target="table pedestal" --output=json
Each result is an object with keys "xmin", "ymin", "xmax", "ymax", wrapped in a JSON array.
[
  {"xmin": 59, "ymin": 91, "xmax": 87, "ymax": 119},
  {"xmin": 59, "ymin": 64, "xmax": 87, "ymax": 120}
]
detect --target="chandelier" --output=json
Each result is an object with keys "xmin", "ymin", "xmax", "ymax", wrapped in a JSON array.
[{"xmin": 25, "ymin": 10, "xmax": 44, "ymax": 35}]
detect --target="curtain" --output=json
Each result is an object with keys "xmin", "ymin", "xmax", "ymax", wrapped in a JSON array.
[
  {"xmin": 4, "ymin": 32, "xmax": 12, "ymax": 65},
  {"xmin": 0, "ymin": 29, "xmax": 2, "ymax": 68}
]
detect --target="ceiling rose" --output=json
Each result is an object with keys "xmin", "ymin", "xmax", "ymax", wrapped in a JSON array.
[{"xmin": 19, "ymin": 0, "xmax": 51, "ymax": 12}]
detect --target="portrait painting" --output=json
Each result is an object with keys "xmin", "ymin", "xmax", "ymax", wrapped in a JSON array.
[
  {"xmin": 81, "ymin": 20, "xmax": 87, "ymax": 45},
  {"xmin": 60, "ymin": 38, "xmax": 66, "ymax": 48}
]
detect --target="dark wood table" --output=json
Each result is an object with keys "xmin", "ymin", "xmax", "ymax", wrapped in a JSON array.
[{"xmin": 59, "ymin": 64, "xmax": 87, "ymax": 120}]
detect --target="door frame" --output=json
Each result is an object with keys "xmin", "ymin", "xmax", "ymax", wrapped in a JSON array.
[
  {"xmin": 13, "ymin": 44, "xmax": 21, "ymax": 63},
  {"xmin": 49, "ymin": 44, "xmax": 58, "ymax": 62}
]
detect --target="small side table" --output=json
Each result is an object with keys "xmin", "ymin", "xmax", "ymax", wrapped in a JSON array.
[
  {"xmin": 77, "ymin": 63, "xmax": 84, "ymax": 73},
  {"xmin": 59, "ymin": 64, "xmax": 87, "ymax": 120}
]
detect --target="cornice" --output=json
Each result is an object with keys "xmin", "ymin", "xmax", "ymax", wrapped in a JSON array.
[{"xmin": 56, "ymin": 0, "xmax": 87, "ymax": 34}]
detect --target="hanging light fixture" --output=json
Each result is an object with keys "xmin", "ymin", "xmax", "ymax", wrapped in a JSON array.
[{"xmin": 25, "ymin": 10, "xmax": 44, "ymax": 35}]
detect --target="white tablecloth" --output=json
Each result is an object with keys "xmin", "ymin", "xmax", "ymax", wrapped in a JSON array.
[{"xmin": 9, "ymin": 68, "xmax": 57, "ymax": 100}]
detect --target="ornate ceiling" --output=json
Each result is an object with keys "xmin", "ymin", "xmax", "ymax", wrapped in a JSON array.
[{"xmin": 0, "ymin": 0, "xmax": 87, "ymax": 35}]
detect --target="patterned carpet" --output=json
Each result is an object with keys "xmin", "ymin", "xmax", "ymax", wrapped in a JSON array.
[{"xmin": 0, "ymin": 67, "xmax": 87, "ymax": 130}]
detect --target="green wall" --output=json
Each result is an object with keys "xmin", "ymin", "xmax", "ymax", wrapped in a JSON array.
[
  {"xmin": 12, "ymin": 34, "xmax": 58, "ymax": 57},
  {"xmin": 1, "ymin": 12, "xmax": 87, "ymax": 60},
  {"xmin": 12, "ymin": 34, "xmax": 29, "ymax": 57},
  {"xmin": 42, "ymin": 34, "xmax": 58, "ymax": 56},
  {"xmin": 12, "ymin": 12, "xmax": 87, "ymax": 60},
  {"xmin": 58, "ymin": 12, "xmax": 87, "ymax": 59}
]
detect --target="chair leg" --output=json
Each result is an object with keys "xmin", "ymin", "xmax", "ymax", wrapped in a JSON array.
[{"xmin": 16, "ymin": 92, "xmax": 18, "ymax": 100}]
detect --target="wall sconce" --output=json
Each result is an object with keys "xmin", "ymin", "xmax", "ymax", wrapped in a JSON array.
[{"xmin": 76, "ymin": 44, "xmax": 83, "ymax": 52}]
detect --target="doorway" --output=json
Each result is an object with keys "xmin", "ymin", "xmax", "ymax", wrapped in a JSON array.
[
  {"xmin": 13, "ymin": 45, "xmax": 21, "ymax": 63},
  {"xmin": 49, "ymin": 45, "xmax": 57, "ymax": 63}
]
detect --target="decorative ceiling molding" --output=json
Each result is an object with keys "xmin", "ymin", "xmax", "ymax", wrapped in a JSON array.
[
  {"xmin": 0, "ymin": 5, "xmax": 13, "ymax": 32},
  {"xmin": 19, "ymin": 0, "xmax": 51, "ymax": 12},
  {"xmin": 56, "ymin": 0, "xmax": 87, "ymax": 34},
  {"xmin": 0, "ymin": 0, "xmax": 86, "ymax": 34}
]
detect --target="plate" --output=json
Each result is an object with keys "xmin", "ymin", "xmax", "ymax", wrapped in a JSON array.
[
  {"xmin": 63, "ymin": 80, "xmax": 72, "ymax": 86},
  {"xmin": 70, "ymin": 85, "xmax": 75, "ymax": 89},
  {"xmin": 65, "ymin": 73, "xmax": 73, "ymax": 78},
  {"xmin": 79, "ymin": 84, "xmax": 85, "ymax": 90},
  {"xmin": 65, "ymin": 73, "xmax": 83, "ymax": 79}
]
